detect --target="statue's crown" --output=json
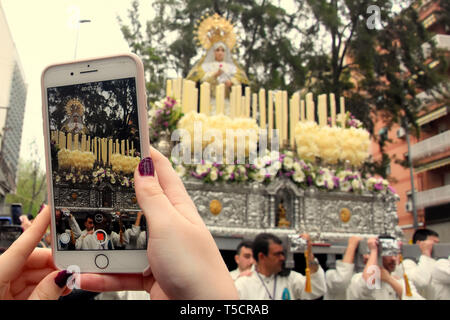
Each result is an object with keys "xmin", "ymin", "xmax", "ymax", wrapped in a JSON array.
[
  {"xmin": 194, "ymin": 13, "xmax": 237, "ymax": 50},
  {"xmin": 65, "ymin": 98, "xmax": 85, "ymax": 117}
]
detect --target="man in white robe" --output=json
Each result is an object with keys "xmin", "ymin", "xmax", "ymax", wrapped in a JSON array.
[
  {"xmin": 325, "ymin": 236, "xmax": 362, "ymax": 300},
  {"xmin": 230, "ymin": 240, "xmax": 255, "ymax": 281},
  {"xmin": 235, "ymin": 233, "xmax": 326, "ymax": 300},
  {"xmin": 430, "ymin": 256, "xmax": 450, "ymax": 300},
  {"xmin": 347, "ymin": 236, "xmax": 424, "ymax": 300}
]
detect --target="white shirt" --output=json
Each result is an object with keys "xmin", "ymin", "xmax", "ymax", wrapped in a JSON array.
[
  {"xmin": 346, "ymin": 272, "xmax": 424, "ymax": 300},
  {"xmin": 396, "ymin": 255, "xmax": 436, "ymax": 299},
  {"xmin": 430, "ymin": 257, "xmax": 450, "ymax": 300},
  {"xmin": 235, "ymin": 267, "xmax": 326, "ymax": 300},
  {"xmin": 230, "ymin": 265, "xmax": 256, "ymax": 281},
  {"xmin": 324, "ymin": 260, "xmax": 355, "ymax": 300}
]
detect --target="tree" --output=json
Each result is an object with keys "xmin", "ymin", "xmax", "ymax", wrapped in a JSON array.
[
  {"xmin": 119, "ymin": 0, "xmax": 447, "ymax": 176},
  {"xmin": 5, "ymin": 144, "xmax": 46, "ymax": 217}
]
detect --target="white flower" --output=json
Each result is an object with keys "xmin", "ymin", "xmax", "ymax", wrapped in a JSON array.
[
  {"xmin": 293, "ymin": 170, "xmax": 305, "ymax": 183},
  {"xmin": 210, "ymin": 167, "xmax": 218, "ymax": 181},
  {"xmin": 175, "ymin": 165, "xmax": 186, "ymax": 177},
  {"xmin": 254, "ymin": 157, "xmax": 265, "ymax": 169},
  {"xmin": 283, "ymin": 156, "xmax": 294, "ymax": 170},
  {"xmin": 325, "ymin": 177, "xmax": 334, "ymax": 190},
  {"xmin": 293, "ymin": 162, "xmax": 302, "ymax": 172},
  {"xmin": 340, "ymin": 181, "xmax": 352, "ymax": 192},
  {"xmin": 351, "ymin": 179, "xmax": 361, "ymax": 191},
  {"xmin": 270, "ymin": 151, "xmax": 280, "ymax": 162},
  {"xmin": 195, "ymin": 164, "xmax": 210, "ymax": 175},
  {"xmin": 272, "ymin": 160, "xmax": 282, "ymax": 170},
  {"xmin": 284, "ymin": 151, "xmax": 294, "ymax": 158},
  {"xmin": 315, "ymin": 175, "xmax": 325, "ymax": 187},
  {"xmin": 267, "ymin": 164, "xmax": 279, "ymax": 177},
  {"xmin": 251, "ymin": 169, "xmax": 266, "ymax": 183}
]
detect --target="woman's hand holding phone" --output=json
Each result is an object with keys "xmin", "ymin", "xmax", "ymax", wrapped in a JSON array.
[
  {"xmin": 80, "ymin": 147, "xmax": 239, "ymax": 300},
  {"xmin": 0, "ymin": 206, "xmax": 72, "ymax": 300}
]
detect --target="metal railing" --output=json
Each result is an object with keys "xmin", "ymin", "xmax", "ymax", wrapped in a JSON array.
[{"xmin": 410, "ymin": 130, "xmax": 450, "ymax": 162}]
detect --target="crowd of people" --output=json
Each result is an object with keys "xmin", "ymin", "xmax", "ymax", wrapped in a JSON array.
[{"xmin": 0, "ymin": 146, "xmax": 448, "ymax": 300}]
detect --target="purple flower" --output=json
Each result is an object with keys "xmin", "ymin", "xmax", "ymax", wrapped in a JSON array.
[
  {"xmin": 163, "ymin": 121, "xmax": 169, "ymax": 127},
  {"xmin": 245, "ymin": 164, "xmax": 250, "ymax": 169},
  {"xmin": 319, "ymin": 169, "xmax": 324, "ymax": 175},
  {"xmin": 307, "ymin": 176, "xmax": 313, "ymax": 186},
  {"xmin": 265, "ymin": 173, "xmax": 272, "ymax": 179},
  {"xmin": 266, "ymin": 160, "xmax": 272, "ymax": 166},
  {"xmin": 374, "ymin": 182, "xmax": 384, "ymax": 191},
  {"xmin": 388, "ymin": 185, "xmax": 396, "ymax": 194},
  {"xmin": 218, "ymin": 171, "xmax": 223, "ymax": 176},
  {"xmin": 230, "ymin": 172, "xmax": 235, "ymax": 180},
  {"xmin": 156, "ymin": 109, "xmax": 162, "ymax": 114},
  {"xmin": 333, "ymin": 177, "xmax": 340, "ymax": 188}
]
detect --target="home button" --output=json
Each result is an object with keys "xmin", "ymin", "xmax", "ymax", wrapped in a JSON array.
[{"xmin": 94, "ymin": 254, "xmax": 109, "ymax": 269}]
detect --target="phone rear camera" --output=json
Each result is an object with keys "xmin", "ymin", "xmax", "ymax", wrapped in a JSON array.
[
  {"xmin": 87, "ymin": 64, "xmax": 90, "ymax": 67},
  {"xmin": 70, "ymin": 72, "xmax": 74, "ymax": 76}
]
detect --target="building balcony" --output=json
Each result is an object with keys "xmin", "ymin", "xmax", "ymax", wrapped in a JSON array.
[
  {"xmin": 416, "ymin": 184, "xmax": 450, "ymax": 210},
  {"xmin": 422, "ymin": 34, "xmax": 450, "ymax": 57},
  {"xmin": 410, "ymin": 130, "xmax": 450, "ymax": 162}
]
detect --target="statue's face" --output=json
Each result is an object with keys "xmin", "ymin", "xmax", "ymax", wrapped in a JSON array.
[{"xmin": 214, "ymin": 46, "xmax": 225, "ymax": 62}]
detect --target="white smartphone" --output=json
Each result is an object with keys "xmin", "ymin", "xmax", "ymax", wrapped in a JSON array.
[{"xmin": 41, "ymin": 54, "xmax": 149, "ymax": 273}]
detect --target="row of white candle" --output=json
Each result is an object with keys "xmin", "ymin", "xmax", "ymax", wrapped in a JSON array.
[
  {"xmin": 51, "ymin": 131, "xmax": 135, "ymax": 165},
  {"xmin": 165, "ymin": 78, "xmax": 346, "ymax": 148}
]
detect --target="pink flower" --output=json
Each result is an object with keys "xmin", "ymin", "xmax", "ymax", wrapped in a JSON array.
[{"xmin": 219, "ymin": 64, "xmax": 223, "ymax": 68}]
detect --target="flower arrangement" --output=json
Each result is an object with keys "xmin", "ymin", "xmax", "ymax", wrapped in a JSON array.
[
  {"xmin": 332, "ymin": 111, "xmax": 364, "ymax": 129},
  {"xmin": 57, "ymin": 149, "xmax": 95, "ymax": 171},
  {"xmin": 177, "ymin": 111, "xmax": 259, "ymax": 157},
  {"xmin": 172, "ymin": 150, "xmax": 397, "ymax": 196},
  {"xmin": 294, "ymin": 121, "xmax": 370, "ymax": 167},
  {"xmin": 148, "ymin": 96, "xmax": 184, "ymax": 141},
  {"xmin": 110, "ymin": 154, "xmax": 141, "ymax": 175}
]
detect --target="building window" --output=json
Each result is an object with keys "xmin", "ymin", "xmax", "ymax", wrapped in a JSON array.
[{"xmin": 423, "ymin": 14, "xmax": 436, "ymax": 29}]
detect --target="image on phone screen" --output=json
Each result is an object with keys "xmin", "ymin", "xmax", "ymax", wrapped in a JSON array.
[{"xmin": 46, "ymin": 77, "xmax": 147, "ymax": 251}]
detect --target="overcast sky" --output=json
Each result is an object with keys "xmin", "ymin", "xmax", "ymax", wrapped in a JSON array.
[{"xmin": 2, "ymin": 0, "xmax": 154, "ymax": 170}]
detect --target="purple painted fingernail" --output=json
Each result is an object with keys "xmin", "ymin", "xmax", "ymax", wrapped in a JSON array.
[
  {"xmin": 54, "ymin": 270, "xmax": 72, "ymax": 288},
  {"xmin": 37, "ymin": 204, "xmax": 45, "ymax": 215},
  {"xmin": 139, "ymin": 157, "xmax": 154, "ymax": 177}
]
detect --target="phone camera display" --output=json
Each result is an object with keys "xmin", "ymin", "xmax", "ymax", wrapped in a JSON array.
[{"xmin": 47, "ymin": 78, "xmax": 146, "ymax": 251}]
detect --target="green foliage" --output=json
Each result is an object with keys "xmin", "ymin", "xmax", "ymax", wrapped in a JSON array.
[
  {"xmin": 5, "ymin": 159, "xmax": 46, "ymax": 217},
  {"xmin": 119, "ymin": 0, "xmax": 447, "ymax": 176}
]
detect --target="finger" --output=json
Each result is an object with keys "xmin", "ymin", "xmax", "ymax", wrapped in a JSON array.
[
  {"xmin": 79, "ymin": 273, "xmax": 152, "ymax": 292},
  {"xmin": 23, "ymin": 248, "xmax": 54, "ymax": 270},
  {"xmin": 147, "ymin": 147, "xmax": 203, "ymax": 225},
  {"xmin": 134, "ymin": 157, "xmax": 178, "ymax": 230},
  {"xmin": 0, "ymin": 206, "xmax": 51, "ymax": 283},
  {"xmin": 28, "ymin": 270, "xmax": 70, "ymax": 300},
  {"xmin": 10, "ymin": 267, "xmax": 56, "ymax": 297}
]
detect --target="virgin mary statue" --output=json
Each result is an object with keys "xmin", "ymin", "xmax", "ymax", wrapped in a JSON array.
[{"xmin": 186, "ymin": 13, "xmax": 249, "ymax": 114}]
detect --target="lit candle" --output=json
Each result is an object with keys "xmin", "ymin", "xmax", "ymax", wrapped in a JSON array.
[
  {"xmin": 200, "ymin": 82, "xmax": 210, "ymax": 115},
  {"xmin": 291, "ymin": 93, "xmax": 300, "ymax": 148},
  {"xmin": 166, "ymin": 79, "xmax": 173, "ymax": 98},
  {"xmin": 235, "ymin": 85, "xmax": 242, "ymax": 118},
  {"xmin": 109, "ymin": 139, "xmax": 113, "ymax": 165},
  {"xmin": 116, "ymin": 139, "xmax": 119, "ymax": 155},
  {"xmin": 275, "ymin": 91, "xmax": 283, "ymax": 145},
  {"xmin": 74, "ymin": 134, "xmax": 79, "ymax": 150},
  {"xmin": 59, "ymin": 132, "xmax": 66, "ymax": 149},
  {"xmin": 259, "ymin": 89, "xmax": 266, "ymax": 129},
  {"xmin": 306, "ymin": 92, "xmax": 315, "ymax": 122},
  {"xmin": 192, "ymin": 85, "xmax": 198, "ymax": 113},
  {"xmin": 182, "ymin": 79, "xmax": 189, "ymax": 114},
  {"xmin": 245, "ymin": 87, "xmax": 251, "ymax": 118},
  {"xmin": 127, "ymin": 140, "xmax": 130, "ymax": 156},
  {"xmin": 268, "ymin": 91, "xmax": 274, "ymax": 139},
  {"xmin": 216, "ymin": 84, "xmax": 225, "ymax": 115},
  {"xmin": 330, "ymin": 93, "xmax": 336, "ymax": 127},
  {"xmin": 300, "ymin": 100, "xmax": 305, "ymax": 121},
  {"xmin": 230, "ymin": 86, "xmax": 236, "ymax": 118},
  {"xmin": 282, "ymin": 91, "xmax": 288, "ymax": 144},
  {"xmin": 340, "ymin": 96, "xmax": 346, "ymax": 126},
  {"xmin": 318, "ymin": 94, "xmax": 327, "ymax": 127},
  {"xmin": 67, "ymin": 133, "xmax": 72, "ymax": 150},
  {"xmin": 252, "ymin": 93, "xmax": 258, "ymax": 120},
  {"xmin": 121, "ymin": 140, "xmax": 125, "ymax": 156},
  {"xmin": 87, "ymin": 136, "xmax": 91, "ymax": 152}
]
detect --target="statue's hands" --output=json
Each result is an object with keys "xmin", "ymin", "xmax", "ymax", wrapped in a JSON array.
[{"xmin": 225, "ymin": 80, "xmax": 232, "ymax": 87}]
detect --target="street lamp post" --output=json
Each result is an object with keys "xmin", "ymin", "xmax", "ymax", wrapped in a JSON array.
[
  {"xmin": 74, "ymin": 19, "xmax": 91, "ymax": 59},
  {"xmin": 402, "ymin": 116, "xmax": 419, "ymax": 230}
]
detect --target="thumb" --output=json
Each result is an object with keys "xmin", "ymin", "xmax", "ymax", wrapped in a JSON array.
[
  {"xmin": 134, "ymin": 157, "xmax": 176, "ymax": 228},
  {"xmin": 28, "ymin": 270, "xmax": 73, "ymax": 300}
]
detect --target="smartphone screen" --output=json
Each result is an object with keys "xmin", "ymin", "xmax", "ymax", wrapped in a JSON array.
[{"xmin": 46, "ymin": 77, "xmax": 147, "ymax": 251}]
